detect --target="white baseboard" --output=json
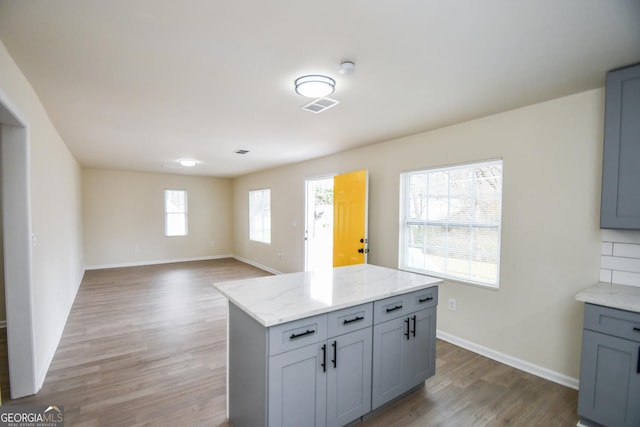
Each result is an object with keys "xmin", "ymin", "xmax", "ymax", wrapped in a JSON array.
[
  {"xmin": 232, "ymin": 256, "xmax": 283, "ymax": 275},
  {"xmin": 84, "ymin": 254, "xmax": 234, "ymax": 270},
  {"xmin": 436, "ymin": 330, "xmax": 579, "ymax": 390}
]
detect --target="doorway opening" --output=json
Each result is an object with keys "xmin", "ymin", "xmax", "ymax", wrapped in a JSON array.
[
  {"xmin": 0, "ymin": 97, "xmax": 37, "ymax": 399},
  {"xmin": 304, "ymin": 176, "xmax": 334, "ymax": 272}
]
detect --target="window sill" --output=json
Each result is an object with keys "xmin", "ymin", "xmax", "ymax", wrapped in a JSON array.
[{"xmin": 398, "ymin": 267, "xmax": 500, "ymax": 291}]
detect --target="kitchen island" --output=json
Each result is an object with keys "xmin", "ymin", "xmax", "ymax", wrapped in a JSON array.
[{"xmin": 214, "ymin": 264, "xmax": 442, "ymax": 427}]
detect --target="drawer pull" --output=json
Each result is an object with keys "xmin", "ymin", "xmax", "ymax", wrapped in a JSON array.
[
  {"xmin": 289, "ymin": 329, "xmax": 315, "ymax": 340},
  {"xmin": 321, "ymin": 344, "xmax": 326, "ymax": 372},
  {"xmin": 633, "ymin": 327, "xmax": 640, "ymax": 332},
  {"xmin": 331, "ymin": 341, "xmax": 337, "ymax": 368},
  {"xmin": 411, "ymin": 315, "xmax": 417, "ymax": 337},
  {"xmin": 419, "ymin": 296, "xmax": 434, "ymax": 303},
  {"xmin": 386, "ymin": 304, "xmax": 403, "ymax": 313},
  {"xmin": 343, "ymin": 315, "xmax": 364, "ymax": 325}
]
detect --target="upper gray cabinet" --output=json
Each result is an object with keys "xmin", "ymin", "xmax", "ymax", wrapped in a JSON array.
[{"xmin": 601, "ymin": 63, "xmax": 640, "ymax": 229}]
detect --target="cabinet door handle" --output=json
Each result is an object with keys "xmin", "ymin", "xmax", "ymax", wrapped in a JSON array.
[
  {"xmin": 289, "ymin": 329, "xmax": 315, "ymax": 340},
  {"xmin": 321, "ymin": 344, "xmax": 326, "ymax": 373},
  {"xmin": 404, "ymin": 318, "xmax": 410, "ymax": 340},
  {"xmin": 386, "ymin": 304, "xmax": 403, "ymax": 313},
  {"xmin": 411, "ymin": 315, "xmax": 417, "ymax": 337},
  {"xmin": 331, "ymin": 341, "xmax": 337, "ymax": 368},
  {"xmin": 419, "ymin": 296, "xmax": 433, "ymax": 303},
  {"xmin": 343, "ymin": 315, "xmax": 364, "ymax": 325},
  {"xmin": 637, "ymin": 346, "xmax": 640, "ymax": 374}
]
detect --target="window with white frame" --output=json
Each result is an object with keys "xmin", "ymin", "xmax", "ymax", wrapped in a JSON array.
[
  {"xmin": 164, "ymin": 189, "xmax": 188, "ymax": 236},
  {"xmin": 399, "ymin": 160, "xmax": 503, "ymax": 287},
  {"xmin": 249, "ymin": 188, "xmax": 271, "ymax": 243}
]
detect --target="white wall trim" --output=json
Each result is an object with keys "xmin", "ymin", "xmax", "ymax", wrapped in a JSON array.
[
  {"xmin": 436, "ymin": 330, "xmax": 579, "ymax": 390},
  {"xmin": 232, "ymin": 256, "xmax": 283, "ymax": 275},
  {"xmin": 85, "ymin": 254, "xmax": 234, "ymax": 270}
]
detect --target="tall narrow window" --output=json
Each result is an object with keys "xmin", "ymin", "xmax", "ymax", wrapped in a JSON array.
[
  {"xmin": 165, "ymin": 189, "xmax": 188, "ymax": 236},
  {"xmin": 249, "ymin": 188, "xmax": 271, "ymax": 243},
  {"xmin": 399, "ymin": 160, "xmax": 503, "ymax": 287}
]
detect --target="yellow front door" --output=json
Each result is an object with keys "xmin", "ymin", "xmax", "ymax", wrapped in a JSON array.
[{"xmin": 333, "ymin": 170, "xmax": 368, "ymax": 267}]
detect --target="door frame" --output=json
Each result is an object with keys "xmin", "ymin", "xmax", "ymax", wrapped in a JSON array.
[{"xmin": 0, "ymin": 91, "xmax": 38, "ymax": 398}]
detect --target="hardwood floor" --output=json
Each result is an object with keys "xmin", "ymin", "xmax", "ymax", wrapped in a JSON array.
[{"xmin": 6, "ymin": 259, "xmax": 578, "ymax": 426}]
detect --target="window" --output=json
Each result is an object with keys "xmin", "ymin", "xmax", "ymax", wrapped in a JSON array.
[
  {"xmin": 399, "ymin": 160, "xmax": 503, "ymax": 287},
  {"xmin": 250, "ymin": 188, "xmax": 271, "ymax": 243},
  {"xmin": 164, "ymin": 189, "xmax": 188, "ymax": 236}
]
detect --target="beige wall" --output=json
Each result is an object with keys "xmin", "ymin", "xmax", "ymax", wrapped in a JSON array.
[
  {"xmin": 0, "ymin": 40, "xmax": 84, "ymax": 388},
  {"xmin": 233, "ymin": 89, "xmax": 604, "ymax": 381},
  {"xmin": 83, "ymin": 168, "xmax": 233, "ymax": 267}
]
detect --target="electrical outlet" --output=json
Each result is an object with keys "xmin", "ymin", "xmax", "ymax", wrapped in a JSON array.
[{"xmin": 448, "ymin": 298, "xmax": 457, "ymax": 311}]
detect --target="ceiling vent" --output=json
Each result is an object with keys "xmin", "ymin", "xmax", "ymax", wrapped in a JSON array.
[
  {"xmin": 301, "ymin": 98, "xmax": 340, "ymax": 114},
  {"xmin": 235, "ymin": 149, "xmax": 249, "ymax": 154}
]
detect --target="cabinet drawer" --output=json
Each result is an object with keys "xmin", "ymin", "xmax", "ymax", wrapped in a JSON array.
[
  {"xmin": 584, "ymin": 303, "xmax": 640, "ymax": 342},
  {"xmin": 374, "ymin": 294, "xmax": 412, "ymax": 324},
  {"xmin": 269, "ymin": 314, "xmax": 328, "ymax": 356},
  {"xmin": 327, "ymin": 303, "xmax": 373, "ymax": 337},
  {"xmin": 407, "ymin": 287, "xmax": 438, "ymax": 311}
]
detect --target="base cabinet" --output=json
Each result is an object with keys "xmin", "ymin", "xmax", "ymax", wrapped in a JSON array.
[
  {"xmin": 268, "ymin": 327, "xmax": 372, "ymax": 427},
  {"xmin": 371, "ymin": 306, "xmax": 436, "ymax": 409},
  {"xmin": 228, "ymin": 286, "xmax": 438, "ymax": 427},
  {"xmin": 269, "ymin": 343, "xmax": 328, "ymax": 427},
  {"xmin": 578, "ymin": 304, "xmax": 640, "ymax": 427}
]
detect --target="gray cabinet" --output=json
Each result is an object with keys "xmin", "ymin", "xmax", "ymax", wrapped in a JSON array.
[
  {"xmin": 268, "ymin": 326, "xmax": 372, "ymax": 427},
  {"xmin": 601, "ymin": 63, "xmax": 640, "ymax": 229},
  {"xmin": 267, "ymin": 305, "xmax": 372, "ymax": 427},
  {"xmin": 578, "ymin": 304, "xmax": 640, "ymax": 427},
  {"xmin": 227, "ymin": 285, "xmax": 438, "ymax": 426},
  {"xmin": 326, "ymin": 327, "xmax": 372, "ymax": 427},
  {"xmin": 371, "ymin": 287, "xmax": 437, "ymax": 409},
  {"xmin": 269, "ymin": 342, "xmax": 327, "ymax": 427}
]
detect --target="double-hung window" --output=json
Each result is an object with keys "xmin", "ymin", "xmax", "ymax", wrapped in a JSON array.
[
  {"xmin": 399, "ymin": 160, "xmax": 503, "ymax": 287},
  {"xmin": 249, "ymin": 188, "xmax": 271, "ymax": 244},
  {"xmin": 165, "ymin": 189, "xmax": 188, "ymax": 236}
]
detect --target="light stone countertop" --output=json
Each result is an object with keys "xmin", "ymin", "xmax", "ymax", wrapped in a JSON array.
[
  {"xmin": 214, "ymin": 264, "xmax": 442, "ymax": 327},
  {"xmin": 575, "ymin": 282, "xmax": 640, "ymax": 313}
]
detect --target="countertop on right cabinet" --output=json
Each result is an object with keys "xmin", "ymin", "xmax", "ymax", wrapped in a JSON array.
[{"xmin": 575, "ymin": 282, "xmax": 640, "ymax": 313}]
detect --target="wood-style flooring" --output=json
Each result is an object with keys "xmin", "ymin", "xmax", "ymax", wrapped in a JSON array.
[{"xmin": 6, "ymin": 259, "xmax": 578, "ymax": 426}]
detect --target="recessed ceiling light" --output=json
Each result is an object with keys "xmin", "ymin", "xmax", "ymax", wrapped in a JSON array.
[
  {"xmin": 294, "ymin": 75, "xmax": 336, "ymax": 98},
  {"xmin": 178, "ymin": 159, "xmax": 198, "ymax": 167}
]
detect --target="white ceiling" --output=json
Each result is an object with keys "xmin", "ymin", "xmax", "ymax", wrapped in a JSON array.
[{"xmin": 0, "ymin": 1, "xmax": 639, "ymax": 177}]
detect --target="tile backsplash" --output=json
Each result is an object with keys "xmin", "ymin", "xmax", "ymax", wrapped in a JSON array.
[{"xmin": 600, "ymin": 230, "xmax": 640, "ymax": 287}]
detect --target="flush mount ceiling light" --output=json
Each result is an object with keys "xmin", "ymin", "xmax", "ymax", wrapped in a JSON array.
[
  {"xmin": 178, "ymin": 159, "xmax": 198, "ymax": 167},
  {"xmin": 294, "ymin": 75, "xmax": 336, "ymax": 98}
]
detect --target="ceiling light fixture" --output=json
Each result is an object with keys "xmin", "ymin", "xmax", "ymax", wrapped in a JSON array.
[
  {"xmin": 178, "ymin": 159, "xmax": 198, "ymax": 167},
  {"xmin": 294, "ymin": 75, "xmax": 335, "ymax": 98}
]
